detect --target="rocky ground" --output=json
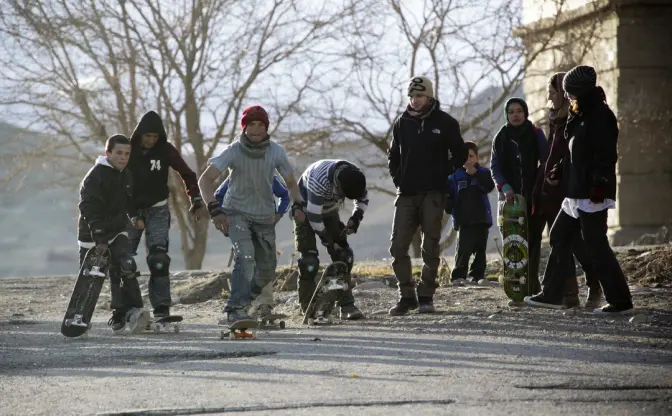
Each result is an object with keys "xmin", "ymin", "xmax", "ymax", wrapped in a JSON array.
[{"xmin": 1, "ymin": 244, "xmax": 671, "ymax": 416}]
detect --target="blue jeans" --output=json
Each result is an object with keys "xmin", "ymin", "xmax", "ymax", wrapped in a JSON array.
[{"xmin": 225, "ymin": 214, "xmax": 277, "ymax": 311}]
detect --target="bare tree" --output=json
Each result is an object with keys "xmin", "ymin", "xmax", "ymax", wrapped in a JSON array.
[
  {"xmin": 0, "ymin": 0, "xmax": 356, "ymax": 268},
  {"xmin": 300, "ymin": 0, "xmax": 604, "ymax": 257}
]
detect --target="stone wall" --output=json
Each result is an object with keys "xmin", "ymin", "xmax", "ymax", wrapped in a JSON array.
[{"xmin": 518, "ymin": 0, "xmax": 672, "ymax": 244}]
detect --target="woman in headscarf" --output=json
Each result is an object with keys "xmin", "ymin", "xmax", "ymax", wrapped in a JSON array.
[
  {"xmin": 525, "ymin": 65, "xmax": 633, "ymax": 314},
  {"xmin": 490, "ymin": 97, "xmax": 547, "ymax": 293},
  {"xmin": 532, "ymin": 72, "xmax": 602, "ymax": 308}
]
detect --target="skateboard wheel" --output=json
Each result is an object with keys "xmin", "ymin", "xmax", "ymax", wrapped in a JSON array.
[
  {"xmin": 219, "ymin": 330, "xmax": 226, "ymax": 340},
  {"xmin": 173, "ymin": 325, "xmax": 180, "ymax": 334},
  {"xmin": 519, "ymin": 277, "xmax": 526, "ymax": 284},
  {"xmin": 153, "ymin": 324, "xmax": 161, "ymax": 334},
  {"xmin": 229, "ymin": 332, "xmax": 235, "ymax": 340},
  {"xmin": 279, "ymin": 321, "xmax": 286, "ymax": 329},
  {"xmin": 307, "ymin": 318, "xmax": 315, "ymax": 325},
  {"xmin": 327, "ymin": 317, "xmax": 334, "ymax": 324},
  {"xmin": 518, "ymin": 217, "xmax": 525, "ymax": 225}
]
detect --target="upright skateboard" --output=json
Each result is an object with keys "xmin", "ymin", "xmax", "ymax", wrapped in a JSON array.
[
  {"xmin": 496, "ymin": 194, "xmax": 531, "ymax": 303},
  {"xmin": 61, "ymin": 247, "xmax": 110, "ymax": 338},
  {"xmin": 219, "ymin": 319, "xmax": 258, "ymax": 340},
  {"xmin": 148, "ymin": 315, "xmax": 183, "ymax": 334},
  {"xmin": 303, "ymin": 261, "xmax": 349, "ymax": 325},
  {"xmin": 259, "ymin": 313, "xmax": 288, "ymax": 330}
]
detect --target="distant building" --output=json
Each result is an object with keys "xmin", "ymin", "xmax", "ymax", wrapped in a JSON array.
[{"xmin": 517, "ymin": 0, "xmax": 672, "ymax": 244}]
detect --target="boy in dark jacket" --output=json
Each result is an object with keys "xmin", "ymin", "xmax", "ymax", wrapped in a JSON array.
[
  {"xmin": 446, "ymin": 141, "xmax": 496, "ymax": 285},
  {"xmin": 126, "ymin": 111, "xmax": 203, "ymax": 320},
  {"xmin": 77, "ymin": 134, "xmax": 149, "ymax": 334},
  {"xmin": 387, "ymin": 75, "xmax": 466, "ymax": 315}
]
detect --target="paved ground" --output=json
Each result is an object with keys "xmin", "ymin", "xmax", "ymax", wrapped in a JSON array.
[{"xmin": 2, "ymin": 302, "xmax": 671, "ymax": 416}]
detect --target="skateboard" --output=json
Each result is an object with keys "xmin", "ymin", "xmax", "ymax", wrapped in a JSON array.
[
  {"xmin": 61, "ymin": 247, "xmax": 110, "ymax": 338},
  {"xmin": 303, "ymin": 261, "xmax": 350, "ymax": 325},
  {"xmin": 219, "ymin": 319, "xmax": 258, "ymax": 340},
  {"xmin": 147, "ymin": 315, "xmax": 183, "ymax": 334},
  {"xmin": 259, "ymin": 313, "xmax": 288, "ymax": 330},
  {"xmin": 496, "ymin": 194, "xmax": 531, "ymax": 303}
]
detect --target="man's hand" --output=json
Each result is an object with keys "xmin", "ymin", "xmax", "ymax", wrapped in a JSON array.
[
  {"xmin": 94, "ymin": 243, "xmax": 108, "ymax": 255},
  {"xmin": 135, "ymin": 219, "xmax": 145, "ymax": 230},
  {"xmin": 207, "ymin": 201, "xmax": 229, "ymax": 233},
  {"xmin": 546, "ymin": 164, "xmax": 561, "ymax": 186},
  {"xmin": 502, "ymin": 184, "xmax": 515, "ymax": 204},
  {"xmin": 189, "ymin": 196, "xmax": 204, "ymax": 219},
  {"xmin": 342, "ymin": 209, "xmax": 364, "ymax": 235}
]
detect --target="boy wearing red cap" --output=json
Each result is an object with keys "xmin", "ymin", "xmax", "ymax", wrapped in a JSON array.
[{"xmin": 198, "ymin": 105, "xmax": 305, "ymax": 324}]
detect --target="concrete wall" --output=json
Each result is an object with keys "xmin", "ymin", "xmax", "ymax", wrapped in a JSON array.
[{"xmin": 519, "ymin": 0, "xmax": 672, "ymax": 244}]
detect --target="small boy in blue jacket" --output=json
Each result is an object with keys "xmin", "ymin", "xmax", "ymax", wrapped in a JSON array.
[
  {"xmin": 214, "ymin": 174, "xmax": 290, "ymax": 317},
  {"xmin": 446, "ymin": 141, "xmax": 496, "ymax": 285}
]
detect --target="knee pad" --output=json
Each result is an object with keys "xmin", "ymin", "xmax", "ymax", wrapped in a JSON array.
[
  {"xmin": 336, "ymin": 247, "xmax": 354, "ymax": 272},
  {"xmin": 147, "ymin": 245, "xmax": 171, "ymax": 276},
  {"xmin": 118, "ymin": 256, "xmax": 138, "ymax": 280},
  {"xmin": 298, "ymin": 252, "xmax": 319, "ymax": 280}
]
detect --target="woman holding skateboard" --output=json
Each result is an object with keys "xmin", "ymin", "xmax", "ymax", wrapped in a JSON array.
[
  {"xmin": 525, "ymin": 65, "xmax": 633, "ymax": 314},
  {"xmin": 490, "ymin": 97, "xmax": 548, "ymax": 293}
]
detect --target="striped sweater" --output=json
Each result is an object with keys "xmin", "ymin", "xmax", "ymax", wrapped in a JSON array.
[{"xmin": 298, "ymin": 159, "xmax": 369, "ymax": 233}]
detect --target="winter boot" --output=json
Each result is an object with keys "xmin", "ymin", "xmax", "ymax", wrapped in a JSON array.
[
  {"xmin": 340, "ymin": 304, "xmax": 364, "ymax": 320},
  {"xmin": 585, "ymin": 285, "xmax": 604, "ymax": 309},
  {"xmin": 108, "ymin": 310, "xmax": 126, "ymax": 334},
  {"xmin": 418, "ymin": 297, "xmax": 436, "ymax": 313},
  {"xmin": 126, "ymin": 308, "xmax": 150, "ymax": 334},
  {"xmin": 389, "ymin": 297, "xmax": 419, "ymax": 316}
]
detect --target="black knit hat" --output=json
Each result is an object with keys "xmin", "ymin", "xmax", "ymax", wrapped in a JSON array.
[{"xmin": 563, "ymin": 65, "xmax": 597, "ymax": 97}]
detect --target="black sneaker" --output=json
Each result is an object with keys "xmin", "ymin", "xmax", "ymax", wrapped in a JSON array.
[
  {"xmin": 107, "ymin": 310, "xmax": 126, "ymax": 334},
  {"xmin": 593, "ymin": 303, "xmax": 633, "ymax": 315},
  {"xmin": 418, "ymin": 297, "xmax": 436, "ymax": 313},
  {"xmin": 153, "ymin": 305, "xmax": 170, "ymax": 319},
  {"xmin": 524, "ymin": 293, "xmax": 565, "ymax": 309},
  {"xmin": 388, "ymin": 297, "xmax": 419, "ymax": 316},
  {"xmin": 340, "ymin": 304, "xmax": 365, "ymax": 320}
]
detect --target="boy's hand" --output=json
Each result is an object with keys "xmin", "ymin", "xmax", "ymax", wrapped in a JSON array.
[
  {"xmin": 464, "ymin": 164, "xmax": 477, "ymax": 175},
  {"xmin": 135, "ymin": 219, "xmax": 145, "ymax": 230}
]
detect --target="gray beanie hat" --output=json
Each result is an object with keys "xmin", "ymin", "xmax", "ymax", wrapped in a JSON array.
[
  {"xmin": 407, "ymin": 76, "xmax": 434, "ymax": 98},
  {"xmin": 563, "ymin": 65, "xmax": 597, "ymax": 97}
]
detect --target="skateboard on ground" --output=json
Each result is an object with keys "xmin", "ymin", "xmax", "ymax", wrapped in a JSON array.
[
  {"xmin": 303, "ymin": 261, "xmax": 349, "ymax": 325},
  {"xmin": 61, "ymin": 247, "xmax": 110, "ymax": 338},
  {"xmin": 147, "ymin": 315, "xmax": 183, "ymax": 334},
  {"xmin": 495, "ymin": 194, "xmax": 531, "ymax": 303},
  {"xmin": 219, "ymin": 319, "xmax": 258, "ymax": 340},
  {"xmin": 259, "ymin": 313, "xmax": 288, "ymax": 330}
]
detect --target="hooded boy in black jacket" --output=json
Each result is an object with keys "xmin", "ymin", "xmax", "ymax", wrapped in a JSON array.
[
  {"xmin": 126, "ymin": 111, "xmax": 203, "ymax": 319},
  {"xmin": 77, "ymin": 134, "xmax": 149, "ymax": 334}
]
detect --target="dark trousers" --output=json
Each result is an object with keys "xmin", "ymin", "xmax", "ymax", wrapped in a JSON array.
[
  {"xmin": 451, "ymin": 224, "xmax": 489, "ymax": 281},
  {"xmin": 127, "ymin": 204, "xmax": 172, "ymax": 310},
  {"xmin": 542, "ymin": 202, "xmax": 600, "ymax": 297},
  {"xmin": 389, "ymin": 191, "xmax": 445, "ymax": 300},
  {"xmin": 79, "ymin": 234, "xmax": 143, "ymax": 314},
  {"xmin": 294, "ymin": 212, "xmax": 355, "ymax": 310},
  {"xmin": 541, "ymin": 209, "xmax": 632, "ymax": 305}
]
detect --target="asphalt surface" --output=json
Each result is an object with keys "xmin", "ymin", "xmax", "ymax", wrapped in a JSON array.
[{"xmin": 1, "ymin": 310, "xmax": 671, "ymax": 416}]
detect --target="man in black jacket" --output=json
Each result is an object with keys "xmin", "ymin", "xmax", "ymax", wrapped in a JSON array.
[
  {"xmin": 126, "ymin": 111, "xmax": 203, "ymax": 320},
  {"xmin": 77, "ymin": 134, "xmax": 149, "ymax": 334},
  {"xmin": 387, "ymin": 76, "xmax": 466, "ymax": 315}
]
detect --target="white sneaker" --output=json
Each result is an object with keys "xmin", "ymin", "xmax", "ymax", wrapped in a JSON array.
[
  {"xmin": 126, "ymin": 308, "xmax": 150, "ymax": 334},
  {"xmin": 477, "ymin": 279, "xmax": 499, "ymax": 287},
  {"xmin": 451, "ymin": 278, "xmax": 467, "ymax": 286}
]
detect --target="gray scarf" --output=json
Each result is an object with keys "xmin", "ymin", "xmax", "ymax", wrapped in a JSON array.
[{"xmin": 239, "ymin": 133, "xmax": 271, "ymax": 158}]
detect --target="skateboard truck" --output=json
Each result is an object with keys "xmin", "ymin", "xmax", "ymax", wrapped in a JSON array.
[{"xmin": 64, "ymin": 314, "xmax": 90, "ymax": 328}]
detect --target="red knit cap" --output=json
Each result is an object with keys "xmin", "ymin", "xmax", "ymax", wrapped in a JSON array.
[{"xmin": 240, "ymin": 105, "xmax": 269, "ymax": 132}]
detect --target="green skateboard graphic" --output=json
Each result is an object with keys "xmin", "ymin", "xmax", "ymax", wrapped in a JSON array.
[{"xmin": 496, "ymin": 194, "xmax": 532, "ymax": 302}]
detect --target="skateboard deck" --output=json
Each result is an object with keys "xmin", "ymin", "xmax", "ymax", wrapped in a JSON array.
[
  {"xmin": 259, "ymin": 313, "xmax": 288, "ymax": 330},
  {"xmin": 61, "ymin": 248, "xmax": 110, "ymax": 338},
  {"xmin": 496, "ymin": 194, "xmax": 532, "ymax": 302},
  {"xmin": 219, "ymin": 319, "xmax": 259, "ymax": 340},
  {"xmin": 148, "ymin": 315, "xmax": 183, "ymax": 334},
  {"xmin": 303, "ymin": 261, "xmax": 349, "ymax": 325}
]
